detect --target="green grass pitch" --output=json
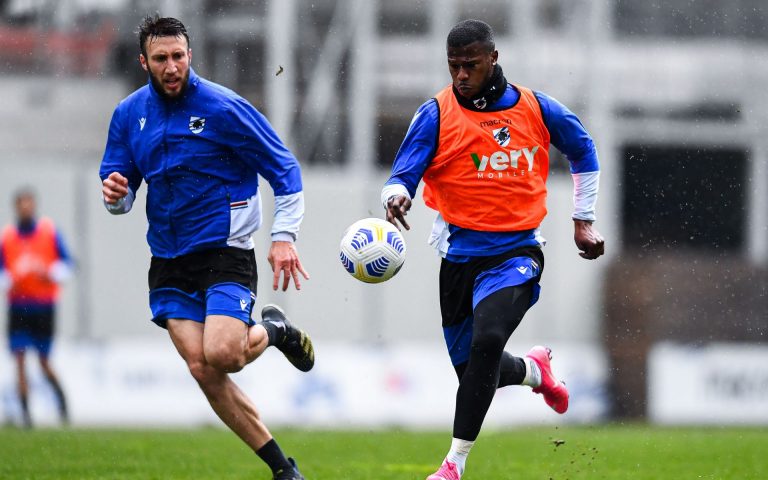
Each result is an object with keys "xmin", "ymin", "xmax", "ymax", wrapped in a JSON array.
[{"xmin": 1, "ymin": 425, "xmax": 765, "ymax": 479}]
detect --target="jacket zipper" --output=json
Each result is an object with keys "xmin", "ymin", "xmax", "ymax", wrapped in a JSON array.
[{"xmin": 161, "ymin": 103, "xmax": 177, "ymax": 254}]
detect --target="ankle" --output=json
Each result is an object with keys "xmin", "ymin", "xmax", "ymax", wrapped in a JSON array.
[
  {"xmin": 446, "ymin": 437, "xmax": 474, "ymax": 474},
  {"xmin": 521, "ymin": 358, "xmax": 541, "ymax": 387},
  {"xmin": 261, "ymin": 320, "xmax": 284, "ymax": 347}
]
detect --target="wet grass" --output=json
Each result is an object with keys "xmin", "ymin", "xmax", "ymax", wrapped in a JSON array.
[{"xmin": 0, "ymin": 425, "xmax": 765, "ymax": 479}]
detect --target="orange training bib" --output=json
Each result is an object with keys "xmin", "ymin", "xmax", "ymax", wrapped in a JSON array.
[
  {"xmin": 1, "ymin": 217, "xmax": 60, "ymax": 303},
  {"xmin": 423, "ymin": 85, "xmax": 550, "ymax": 231}
]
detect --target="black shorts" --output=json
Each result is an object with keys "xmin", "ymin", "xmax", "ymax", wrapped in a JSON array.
[
  {"xmin": 148, "ymin": 247, "xmax": 258, "ymax": 327},
  {"xmin": 439, "ymin": 246, "xmax": 544, "ymax": 365},
  {"xmin": 8, "ymin": 308, "xmax": 55, "ymax": 355},
  {"xmin": 439, "ymin": 246, "xmax": 544, "ymax": 329},
  {"xmin": 148, "ymin": 247, "xmax": 258, "ymax": 293}
]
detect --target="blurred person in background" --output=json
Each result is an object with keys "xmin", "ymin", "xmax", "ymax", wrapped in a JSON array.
[
  {"xmin": 0, "ymin": 188, "xmax": 71, "ymax": 428},
  {"xmin": 99, "ymin": 15, "xmax": 312, "ymax": 480},
  {"xmin": 382, "ymin": 19, "xmax": 604, "ymax": 480}
]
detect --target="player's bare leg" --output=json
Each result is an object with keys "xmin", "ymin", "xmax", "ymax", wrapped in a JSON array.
[
  {"xmin": 246, "ymin": 324, "xmax": 270, "ymax": 364},
  {"xmin": 168, "ymin": 318, "xmax": 304, "ymax": 479},
  {"xmin": 202, "ymin": 314, "xmax": 249, "ymax": 372},
  {"xmin": 39, "ymin": 356, "xmax": 69, "ymax": 424},
  {"xmin": 13, "ymin": 351, "xmax": 32, "ymax": 428},
  {"xmin": 168, "ymin": 318, "xmax": 271, "ymax": 447}
]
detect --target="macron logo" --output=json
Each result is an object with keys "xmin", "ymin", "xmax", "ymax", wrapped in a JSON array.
[
  {"xmin": 139, "ymin": 117, "xmax": 146, "ymax": 131},
  {"xmin": 516, "ymin": 266, "xmax": 528, "ymax": 275},
  {"xmin": 240, "ymin": 299, "xmax": 248, "ymax": 311}
]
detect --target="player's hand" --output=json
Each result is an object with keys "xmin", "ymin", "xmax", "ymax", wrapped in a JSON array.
[
  {"xmin": 385, "ymin": 195, "xmax": 412, "ymax": 231},
  {"xmin": 102, "ymin": 172, "xmax": 129, "ymax": 204},
  {"xmin": 574, "ymin": 219, "xmax": 605, "ymax": 260},
  {"xmin": 268, "ymin": 241, "xmax": 310, "ymax": 291}
]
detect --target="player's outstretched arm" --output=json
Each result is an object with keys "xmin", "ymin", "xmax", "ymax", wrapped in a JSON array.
[
  {"xmin": 385, "ymin": 195, "xmax": 412, "ymax": 231},
  {"xmin": 574, "ymin": 219, "xmax": 605, "ymax": 260},
  {"xmin": 268, "ymin": 241, "xmax": 310, "ymax": 291}
]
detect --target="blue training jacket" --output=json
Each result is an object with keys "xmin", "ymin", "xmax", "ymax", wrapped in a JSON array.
[{"xmin": 99, "ymin": 69, "xmax": 304, "ymax": 258}]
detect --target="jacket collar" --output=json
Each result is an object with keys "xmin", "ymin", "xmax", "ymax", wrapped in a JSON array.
[
  {"xmin": 453, "ymin": 64, "xmax": 507, "ymax": 112},
  {"xmin": 16, "ymin": 219, "xmax": 37, "ymax": 235}
]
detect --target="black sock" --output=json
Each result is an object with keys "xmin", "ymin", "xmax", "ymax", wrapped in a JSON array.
[
  {"xmin": 20, "ymin": 394, "xmax": 32, "ymax": 427},
  {"xmin": 458, "ymin": 353, "xmax": 527, "ymax": 387},
  {"xmin": 498, "ymin": 352, "xmax": 527, "ymax": 387},
  {"xmin": 261, "ymin": 321, "xmax": 283, "ymax": 347},
  {"xmin": 256, "ymin": 438, "xmax": 292, "ymax": 474},
  {"xmin": 47, "ymin": 376, "xmax": 69, "ymax": 422}
]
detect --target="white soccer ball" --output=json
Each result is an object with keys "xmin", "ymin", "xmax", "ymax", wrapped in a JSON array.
[{"xmin": 339, "ymin": 217, "xmax": 406, "ymax": 283}]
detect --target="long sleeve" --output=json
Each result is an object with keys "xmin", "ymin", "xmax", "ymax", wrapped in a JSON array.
[
  {"xmin": 381, "ymin": 99, "xmax": 440, "ymax": 206},
  {"xmin": 0, "ymin": 242, "xmax": 8, "ymax": 290},
  {"xmin": 536, "ymin": 91, "xmax": 600, "ymax": 222},
  {"xmin": 98, "ymin": 105, "xmax": 143, "ymax": 215},
  {"xmin": 48, "ymin": 229, "xmax": 73, "ymax": 283},
  {"xmin": 221, "ymin": 97, "xmax": 304, "ymax": 241}
]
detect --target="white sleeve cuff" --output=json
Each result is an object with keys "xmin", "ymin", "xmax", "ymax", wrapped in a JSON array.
[
  {"xmin": 572, "ymin": 171, "xmax": 599, "ymax": 222},
  {"xmin": 48, "ymin": 260, "xmax": 73, "ymax": 283},
  {"xmin": 272, "ymin": 191, "xmax": 304, "ymax": 241},
  {"xmin": 271, "ymin": 232, "xmax": 296, "ymax": 243},
  {"xmin": 381, "ymin": 183, "xmax": 411, "ymax": 208},
  {"xmin": 103, "ymin": 188, "xmax": 135, "ymax": 215}
]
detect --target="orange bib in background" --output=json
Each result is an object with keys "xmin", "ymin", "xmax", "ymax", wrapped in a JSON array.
[
  {"xmin": 1, "ymin": 217, "xmax": 59, "ymax": 303},
  {"xmin": 423, "ymin": 84, "xmax": 550, "ymax": 231}
]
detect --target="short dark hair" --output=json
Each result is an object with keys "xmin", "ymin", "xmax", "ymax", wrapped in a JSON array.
[
  {"xmin": 138, "ymin": 14, "xmax": 189, "ymax": 58},
  {"xmin": 447, "ymin": 19, "xmax": 495, "ymax": 52}
]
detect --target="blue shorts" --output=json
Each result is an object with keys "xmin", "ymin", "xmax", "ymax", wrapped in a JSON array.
[
  {"xmin": 439, "ymin": 247, "xmax": 544, "ymax": 366},
  {"xmin": 147, "ymin": 248, "xmax": 258, "ymax": 328},
  {"xmin": 9, "ymin": 332, "xmax": 53, "ymax": 356},
  {"xmin": 7, "ymin": 307, "xmax": 55, "ymax": 357},
  {"xmin": 149, "ymin": 282, "xmax": 256, "ymax": 327}
]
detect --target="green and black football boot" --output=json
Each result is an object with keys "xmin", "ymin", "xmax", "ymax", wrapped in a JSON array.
[
  {"xmin": 273, "ymin": 457, "xmax": 305, "ymax": 480},
  {"xmin": 261, "ymin": 304, "xmax": 315, "ymax": 372}
]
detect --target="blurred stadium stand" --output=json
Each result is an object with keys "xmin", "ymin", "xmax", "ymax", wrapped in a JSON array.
[{"xmin": 0, "ymin": 0, "xmax": 766, "ymax": 424}]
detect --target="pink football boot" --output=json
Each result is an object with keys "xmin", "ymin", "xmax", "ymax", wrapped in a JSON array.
[
  {"xmin": 526, "ymin": 346, "xmax": 569, "ymax": 414},
  {"xmin": 426, "ymin": 460, "xmax": 461, "ymax": 480}
]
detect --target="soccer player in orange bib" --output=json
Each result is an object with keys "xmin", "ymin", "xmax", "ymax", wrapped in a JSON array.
[
  {"xmin": 382, "ymin": 20, "xmax": 605, "ymax": 480},
  {"xmin": 1, "ymin": 188, "xmax": 71, "ymax": 427}
]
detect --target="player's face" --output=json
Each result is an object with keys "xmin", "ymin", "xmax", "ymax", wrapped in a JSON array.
[
  {"xmin": 447, "ymin": 42, "xmax": 498, "ymax": 99},
  {"xmin": 15, "ymin": 195, "xmax": 35, "ymax": 223},
  {"xmin": 140, "ymin": 35, "xmax": 191, "ymax": 99}
]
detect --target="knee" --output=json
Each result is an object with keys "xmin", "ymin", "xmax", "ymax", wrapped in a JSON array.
[
  {"xmin": 187, "ymin": 359, "xmax": 220, "ymax": 387},
  {"xmin": 204, "ymin": 345, "xmax": 246, "ymax": 373},
  {"xmin": 471, "ymin": 329, "xmax": 506, "ymax": 356}
]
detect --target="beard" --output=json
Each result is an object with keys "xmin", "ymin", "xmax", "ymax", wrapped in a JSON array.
[{"xmin": 148, "ymin": 66, "xmax": 189, "ymax": 99}]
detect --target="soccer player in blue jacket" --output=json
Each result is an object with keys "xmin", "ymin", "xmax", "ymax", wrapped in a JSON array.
[{"xmin": 99, "ymin": 16, "xmax": 311, "ymax": 480}]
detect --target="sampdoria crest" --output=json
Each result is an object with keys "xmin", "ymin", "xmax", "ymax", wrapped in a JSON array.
[
  {"xmin": 189, "ymin": 116, "xmax": 206, "ymax": 134},
  {"xmin": 493, "ymin": 126, "xmax": 511, "ymax": 147}
]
